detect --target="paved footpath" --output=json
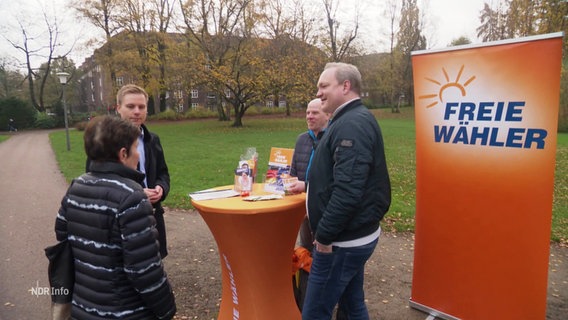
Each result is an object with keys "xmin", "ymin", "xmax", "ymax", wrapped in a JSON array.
[{"xmin": 0, "ymin": 131, "xmax": 68, "ymax": 320}]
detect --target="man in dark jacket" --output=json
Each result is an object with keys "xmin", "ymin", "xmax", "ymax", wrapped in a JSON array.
[
  {"xmin": 56, "ymin": 115, "xmax": 176, "ymax": 319},
  {"xmin": 87, "ymin": 84, "xmax": 171, "ymax": 258},
  {"xmin": 290, "ymin": 98, "xmax": 329, "ymax": 252},
  {"xmin": 289, "ymin": 98, "xmax": 329, "ymax": 311},
  {"xmin": 301, "ymin": 62, "xmax": 391, "ymax": 320}
]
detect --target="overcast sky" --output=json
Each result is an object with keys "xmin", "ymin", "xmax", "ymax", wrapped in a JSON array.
[
  {"xmin": 0, "ymin": 0, "xmax": 487, "ymax": 70},
  {"xmin": 424, "ymin": 0, "xmax": 486, "ymax": 47}
]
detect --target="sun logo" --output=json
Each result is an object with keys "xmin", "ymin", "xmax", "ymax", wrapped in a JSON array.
[{"xmin": 419, "ymin": 65, "xmax": 476, "ymax": 108}]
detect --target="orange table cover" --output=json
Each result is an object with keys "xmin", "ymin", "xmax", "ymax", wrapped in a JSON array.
[{"xmin": 191, "ymin": 184, "xmax": 306, "ymax": 320}]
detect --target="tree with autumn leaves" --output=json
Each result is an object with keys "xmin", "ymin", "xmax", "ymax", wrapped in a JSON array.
[
  {"xmin": 71, "ymin": 0, "xmax": 350, "ymax": 127},
  {"xmin": 179, "ymin": 0, "xmax": 327, "ymax": 127},
  {"xmin": 476, "ymin": 0, "xmax": 568, "ymax": 130}
]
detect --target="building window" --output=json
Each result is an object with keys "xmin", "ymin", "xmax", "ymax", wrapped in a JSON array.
[
  {"xmin": 279, "ymin": 100, "xmax": 286, "ymax": 108},
  {"xmin": 191, "ymin": 103, "xmax": 198, "ymax": 109},
  {"xmin": 116, "ymin": 77, "xmax": 123, "ymax": 87},
  {"xmin": 266, "ymin": 100, "xmax": 274, "ymax": 108},
  {"xmin": 177, "ymin": 104, "xmax": 184, "ymax": 112},
  {"xmin": 225, "ymin": 89, "xmax": 231, "ymax": 98},
  {"xmin": 191, "ymin": 89, "xmax": 198, "ymax": 99}
]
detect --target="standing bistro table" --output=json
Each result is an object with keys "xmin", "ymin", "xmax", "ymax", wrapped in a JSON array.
[{"xmin": 191, "ymin": 184, "xmax": 306, "ymax": 320}]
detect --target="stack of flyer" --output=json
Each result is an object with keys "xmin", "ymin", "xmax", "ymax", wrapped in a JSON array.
[{"xmin": 263, "ymin": 147, "xmax": 296, "ymax": 194}]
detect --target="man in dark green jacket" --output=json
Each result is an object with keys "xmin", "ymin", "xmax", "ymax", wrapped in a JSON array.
[{"xmin": 302, "ymin": 62, "xmax": 391, "ymax": 320}]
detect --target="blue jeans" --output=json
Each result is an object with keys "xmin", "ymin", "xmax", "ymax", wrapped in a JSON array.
[{"xmin": 301, "ymin": 238, "xmax": 378, "ymax": 320}]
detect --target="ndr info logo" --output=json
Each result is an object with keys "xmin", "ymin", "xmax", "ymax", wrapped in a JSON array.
[
  {"xmin": 417, "ymin": 64, "xmax": 548, "ymax": 150},
  {"xmin": 29, "ymin": 280, "xmax": 69, "ymax": 297}
]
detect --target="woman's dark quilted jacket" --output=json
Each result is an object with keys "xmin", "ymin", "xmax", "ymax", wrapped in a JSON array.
[{"xmin": 55, "ymin": 161, "xmax": 176, "ymax": 319}]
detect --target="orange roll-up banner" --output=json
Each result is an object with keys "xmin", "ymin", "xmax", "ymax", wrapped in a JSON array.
[{"xmin": 410, "ymin": 33, "xmax": 563, "ymax": 320}]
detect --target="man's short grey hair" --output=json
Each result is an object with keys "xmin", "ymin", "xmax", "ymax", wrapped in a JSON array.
[
  {"xmin": 307, "ymin": 98, "xmax": 322, "ymax": 109},
  {"xmin": 324, "ymin": 62, "xmax": 362, "ymax": 96}
]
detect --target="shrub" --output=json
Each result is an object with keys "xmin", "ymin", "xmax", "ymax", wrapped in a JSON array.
[
  {"xmin": 246, "ymin": 107, "xmax": 260, "ymax": 116},
  {"xmin": 0, "ymin": 97, "xmax": 37, "ymax": 131},
  {"xmin": 35, "ymin": 112, "xmax": 58, "ymax": 129},
  {"xmin": 184, "ymin": 108, "xmax": 217, "ymax": 119},
  {"xmin": 151, "ymin": 109, "xmax": 181, "ymax": 121},
  {"xmin": 260, "ymin": 107, "xmax": 275, "ymax": 115},
  {"xmin": 71, "ymin": 112, "xmax": 92, "ymax": 124},
  {"xmin": 362, "ymin": 98, "xmax": 381, "ymax": 109},
  {"xmin": 74, "ymin": 121, "xmax": 89, "ymax": 131}
]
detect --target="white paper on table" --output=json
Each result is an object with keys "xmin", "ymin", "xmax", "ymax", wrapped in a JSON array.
[{"xmin": 188, "ymin": 188, "xmax": 240, "ymax": 201}]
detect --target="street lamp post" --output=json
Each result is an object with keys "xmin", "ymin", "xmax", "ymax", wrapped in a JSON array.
[{"xmin": 56, "ymin": 72, "xmax": 71, "ymax": 151}]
